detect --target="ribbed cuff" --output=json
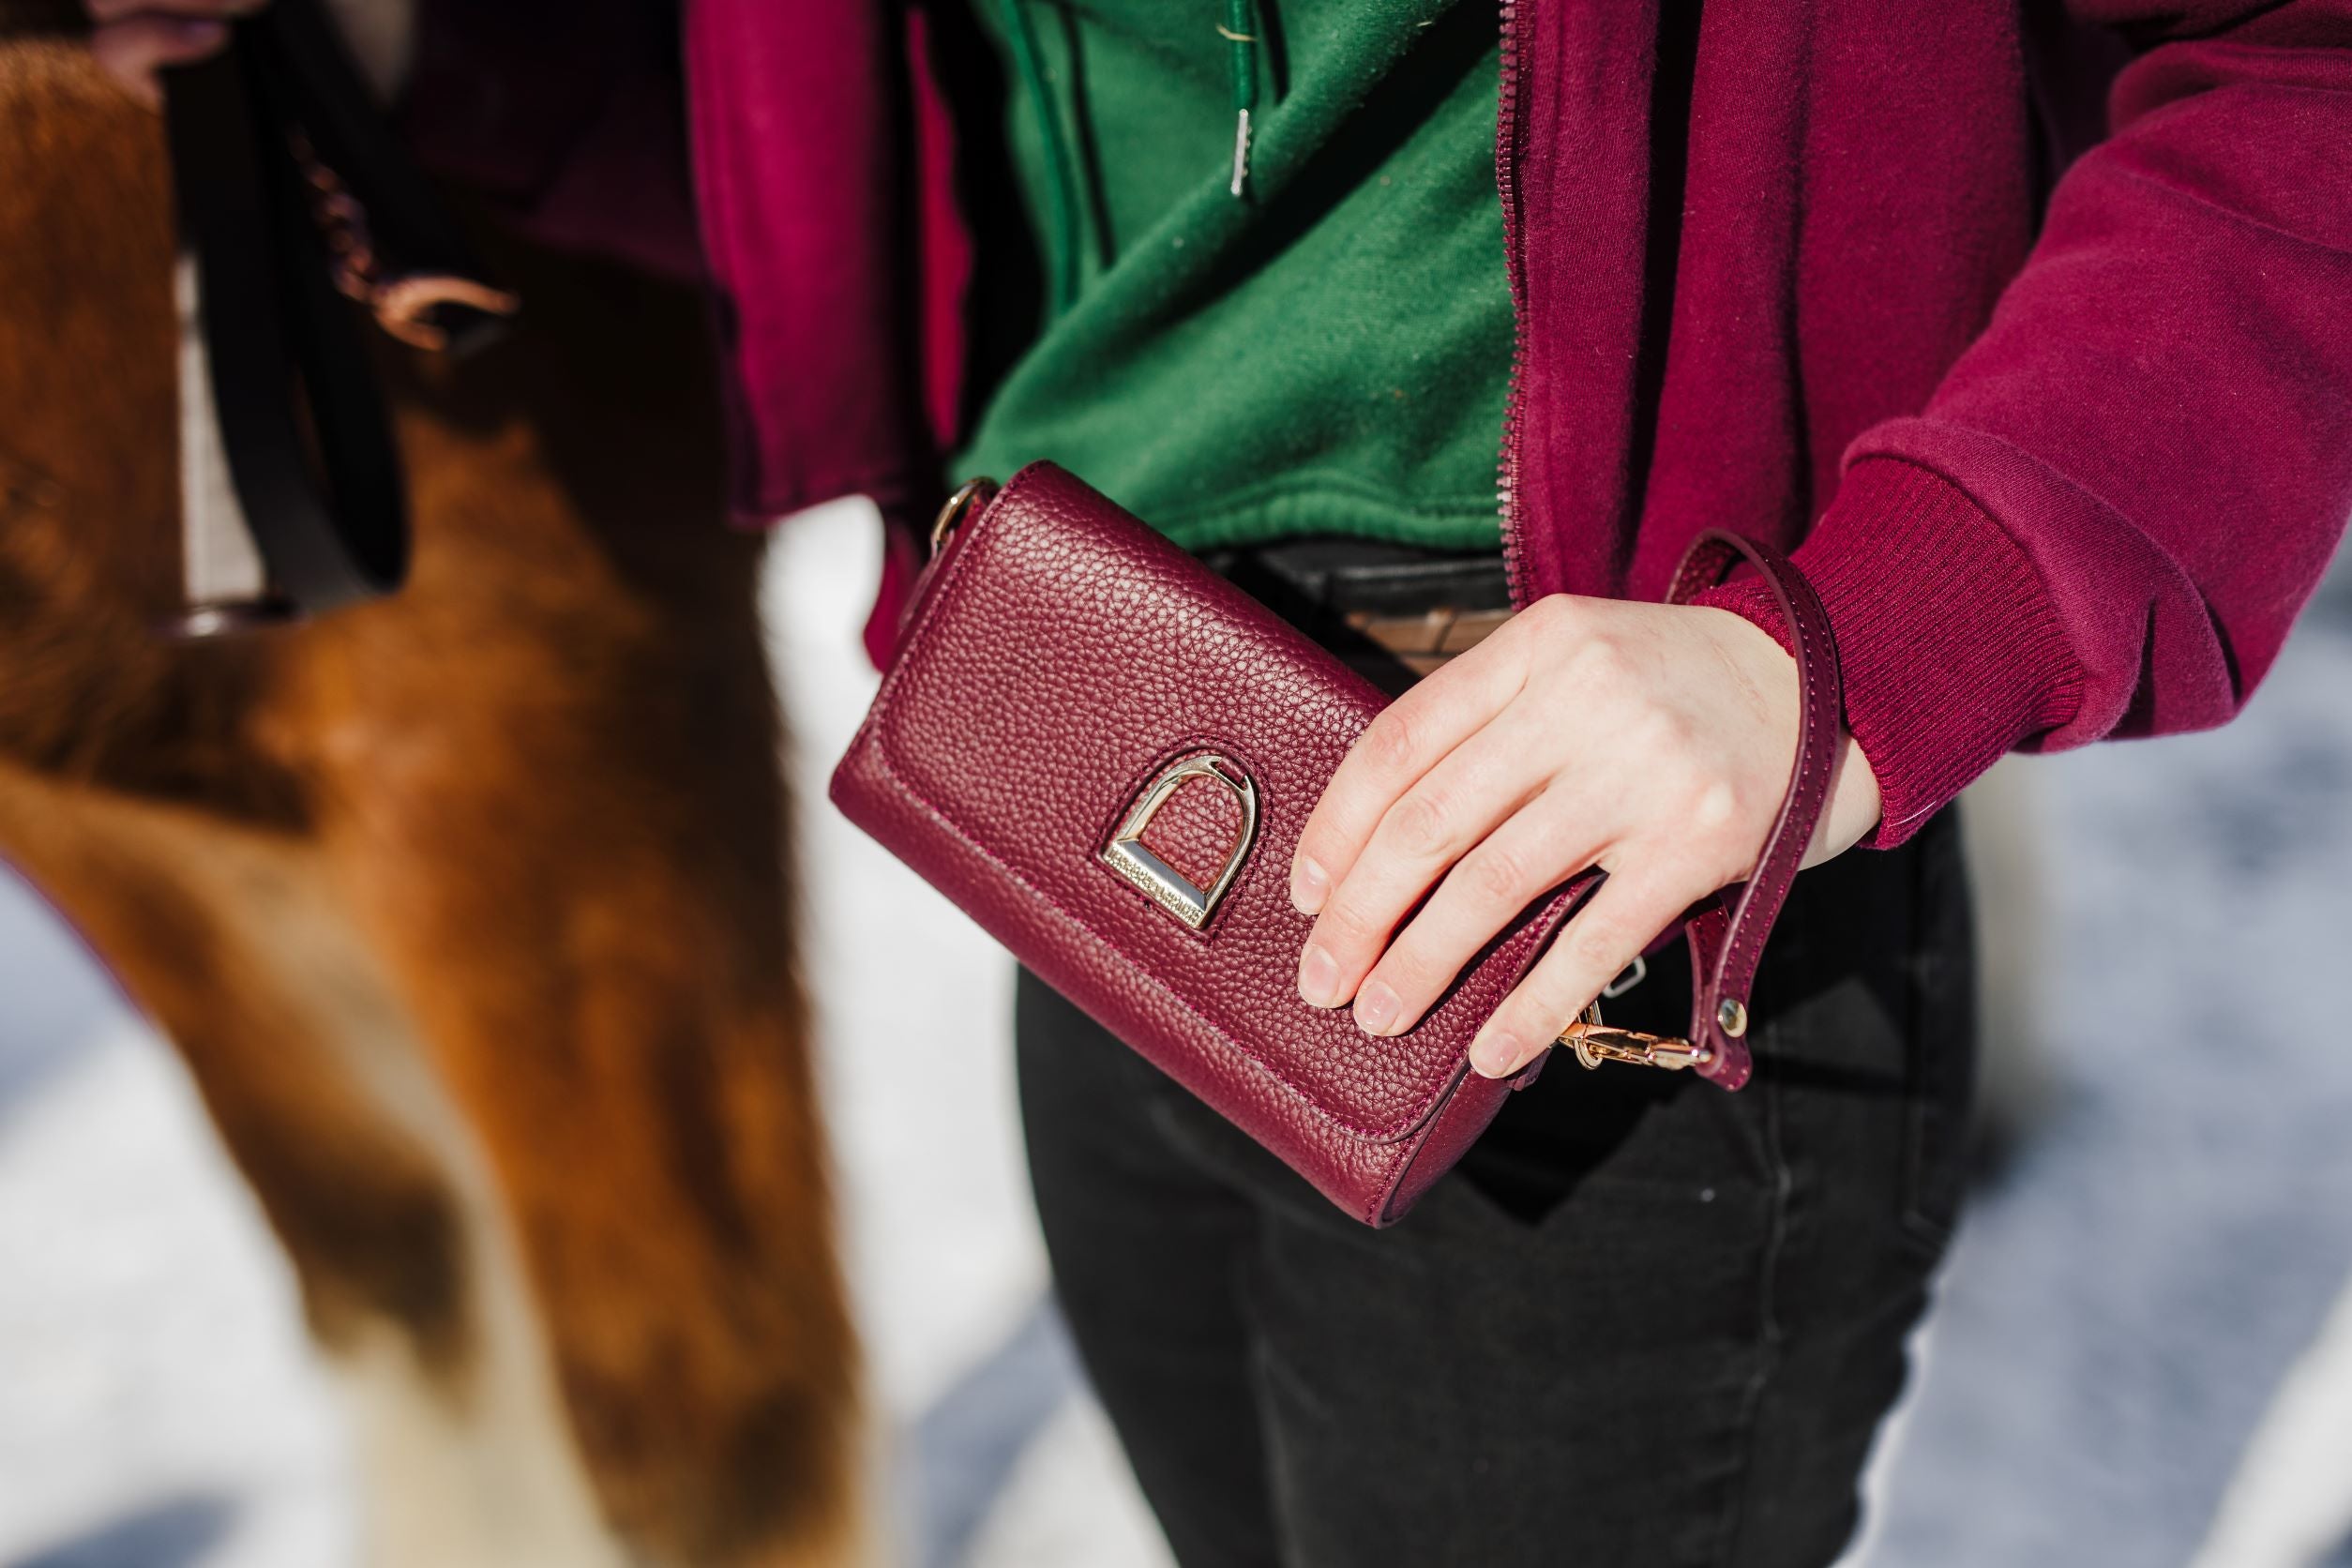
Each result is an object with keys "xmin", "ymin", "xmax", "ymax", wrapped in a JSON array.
[{"xmin": 1690, "ymin": 459, "xmax": 2084, "ymax": 847}]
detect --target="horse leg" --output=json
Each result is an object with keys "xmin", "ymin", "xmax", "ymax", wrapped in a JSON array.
[
  {"xmin": 0, "ymin": 41, "xmax": 866, "ymax": 1565},
  {"xmin": 260, "ymin": 287, "xmax": 870, "ymax": 1560},
  {"xmin": 0, "ymin": 767, "xmax": 640, "ymax": 1566}
]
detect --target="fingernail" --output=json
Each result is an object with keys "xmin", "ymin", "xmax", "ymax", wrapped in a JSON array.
[
  {"xmin": 174, "ymin": 18, "xmax": 227, "ymax": 42},
  {"xmin": 1291, "ymin": 857, "xmax": 1329, "ymax": 914},
  {"xmin": 1470, "ymin": 1028, "xmax": 1523, "ymax": 1078},
  {"xmin": 1298, "ymin": 944, "xmax": 1340, "ymax": 1007},
  {"xmin": 1354, "ymin": 980, "xmax": 1400, "ymax": 1034}
]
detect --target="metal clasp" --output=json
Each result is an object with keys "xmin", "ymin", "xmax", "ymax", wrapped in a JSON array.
[
  {"xmin": 930, "ymin": 477, "xmax": 999, "ymax": 557},
  {"xmin": 1100, "ymin": 754, "xmax": 1259, "ymax": 930},
  {"xmin": 1556, "ymin": 1003, "xmax": 1713, "ymax": 1072}
]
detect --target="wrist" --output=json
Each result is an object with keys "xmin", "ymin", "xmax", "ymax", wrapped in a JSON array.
[
  {"xmin": 1702, "ymin": 604, "xmax": 1883, "ymax": 865},
  {"xmin": 1816, "ymin": 731, "xmax": 1884, "ymax": 865},
  {"xmin": 1690, "ymin": 461, "xmax": 2081, "ymax": 847}
]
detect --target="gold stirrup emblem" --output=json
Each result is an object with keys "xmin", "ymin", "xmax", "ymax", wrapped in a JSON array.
[{"xmin": 1101, "ymin": 755, "xmax": 1259, "ymax": 930}]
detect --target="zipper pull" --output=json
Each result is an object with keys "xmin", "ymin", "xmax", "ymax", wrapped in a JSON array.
[{"xmin": 1221, "ymin": 1, "xmax": 1258, "ymax": 198}]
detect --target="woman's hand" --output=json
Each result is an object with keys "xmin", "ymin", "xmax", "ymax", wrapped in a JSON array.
[
  {"xmin": 85, "ymin": 0, "xmax": 260, "ymax": 110},
  {"xmin": 1289, "ymin": 594, "xmax": 1882, "ymax": 1078}
]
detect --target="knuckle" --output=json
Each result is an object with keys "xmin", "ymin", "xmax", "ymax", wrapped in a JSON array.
[
  {"xmin": 1688, "ymin": 778, "xmax": 1742, "ymax": 837},
  {"xmin": 1468, "ymin": 842, "xmax": 1530, "ymax": 907},
  {"xmin": 1567, "ymin": 910, "xmax": 1635, "ymax": 971},
  {"xmin": 1317, "ymin": 896, "xmax": 1380, "ymax": 950},
  {"xmin": 1522, "ymin": 594, "xmax": 1577, "ymax": 634},
  {"xmin": 1385, "ymin": 789, "xmax": 1453, "ymax": 859},
  {"xmin": 1511, "ymin": 968, "xmax": 1581, "ymax": 1036},
  {"xmin": 1360, "ymin": 711, "xmax": 1418, "ymax": 772},
  {"xmin": 1634, "ymin": 702, "xmax": 1699, "ymax": 760},
  {"xmin": 1571, "ymin": 631, "xmax": 1637, "ymax": 688}
]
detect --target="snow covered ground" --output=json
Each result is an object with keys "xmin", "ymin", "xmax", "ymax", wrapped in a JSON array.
[{"xmin": 0, "ymin": 499, "xmax": 2346, "ymax": 1568}]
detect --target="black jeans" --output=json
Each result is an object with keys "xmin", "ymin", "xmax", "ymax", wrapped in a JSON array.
[{"xmin": 1013, "ymin": 543, "xmax": 1976, "ymax": 1568}]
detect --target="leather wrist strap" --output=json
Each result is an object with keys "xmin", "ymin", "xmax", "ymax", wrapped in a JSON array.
[{"xmin": 1668, "ymin": 530, "xmax": 1845, "ymax": 1089}]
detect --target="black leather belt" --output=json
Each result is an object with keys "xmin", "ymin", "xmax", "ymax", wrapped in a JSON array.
[
  {"xmin": 1201, "ymin": 534, "xmax": 1512, "ymax": 616},
  {"xmin": 1199, "ymin": 534, "xmax": 1515, "ymax": 689},
  {"xmin": 160, "ymin": 0, "xmax": 513, "ymax": 633}
]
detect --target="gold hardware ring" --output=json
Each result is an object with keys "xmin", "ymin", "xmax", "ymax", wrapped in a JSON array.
[{"xmin": 930, "ymin": 477, "xmax": 1000, "ymax": 557}]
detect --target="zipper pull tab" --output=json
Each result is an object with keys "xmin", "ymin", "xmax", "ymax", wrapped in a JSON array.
[{"xmin": 1222, "ymin": 3, "xmax": 1258, "ymax": 198}]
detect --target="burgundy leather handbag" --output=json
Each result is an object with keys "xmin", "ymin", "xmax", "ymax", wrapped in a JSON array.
[{"xmin": 830, "ymin": 463, "xmax": 1843, "ymax": 1226}]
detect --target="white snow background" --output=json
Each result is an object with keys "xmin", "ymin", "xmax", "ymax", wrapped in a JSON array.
[{"xmin": 0, "ymin": 499, "xmax": 2347, "ymax": 1568}]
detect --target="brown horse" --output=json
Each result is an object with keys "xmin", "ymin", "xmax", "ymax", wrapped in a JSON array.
[{"xmin": 0, "ymin": 19, "xmax": 863, "ymax": 1566}]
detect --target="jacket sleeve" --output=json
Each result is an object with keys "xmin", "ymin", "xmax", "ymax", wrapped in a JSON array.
[{"xmin": 1710, "ymin": 0, "xmax": 2352, "ymax": 847}]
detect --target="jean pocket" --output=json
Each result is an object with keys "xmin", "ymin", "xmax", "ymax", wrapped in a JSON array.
[{"xmin": 1450, "ymin": 1053, "xmax": 1777, "ymax": 1232}]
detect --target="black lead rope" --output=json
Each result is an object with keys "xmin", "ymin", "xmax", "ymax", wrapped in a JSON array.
[{"xmin": 159, "ymin": 0, "xmax": 514, "ymax": 632}]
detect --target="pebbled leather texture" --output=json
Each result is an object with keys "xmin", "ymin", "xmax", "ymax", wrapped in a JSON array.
[{"xmin": 830, "ymin": 464, "xmax": 1841, "ymax": 1225}]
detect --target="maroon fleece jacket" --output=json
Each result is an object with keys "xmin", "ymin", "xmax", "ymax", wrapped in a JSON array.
[{"xmin": 403, "ymin": 0, "xmax": 2352, "ymax": 847}]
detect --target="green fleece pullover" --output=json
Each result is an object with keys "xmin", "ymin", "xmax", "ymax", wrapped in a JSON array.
[{"xmin": 954, "ymin": 0, "xmax": 1510, "ymax": 553}]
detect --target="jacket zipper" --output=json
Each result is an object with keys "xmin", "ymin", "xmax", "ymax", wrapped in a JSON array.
[{"xmin": 1494, "ymin": 0, "xmax": 1534, "ymax": 611}]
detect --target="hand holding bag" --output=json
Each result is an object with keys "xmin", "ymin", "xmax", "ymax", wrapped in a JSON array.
[{"xmin": 829, "ymin": 463, "xmax": 1843, "ymax": 1226}]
